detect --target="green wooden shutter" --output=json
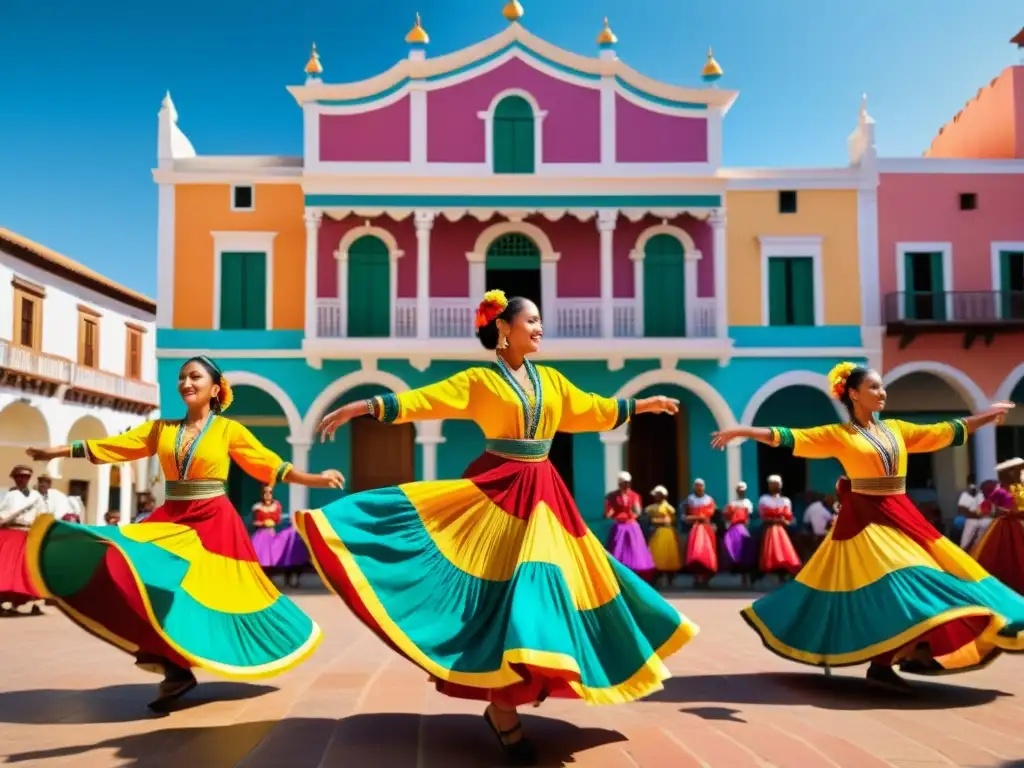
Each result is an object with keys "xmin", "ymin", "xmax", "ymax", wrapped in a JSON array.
[
  {"xmin": 347, "ymin": 236, "xmax": 391, "ymax": 337},
  {"xmin": 767, "ymin": 258, "xmax": 789, "ymax": 325},
  {"xmin": 902, "ymin": 252, "xmax": 915, "ymax": 320},
  {"xmin": 243, "ymin": 252, "xmax": 267, "ymax": 329},
  {"xmin": 642, "ymin": 235, "xmax": 686, "ymax": 337},
  {"xmin": 493, "ymin": 96, "xmax": 535, "ymax": 174},
  {"xmin": 789, "ymin": 257, "xmax": 814, "ymax": 326},
  {"xmin": 929, "ymin": 251, "xmax": 946, "ymax": 320},
  {"xmin": 220, "ymin": 252, "xmax": 246, "ymax": 329},
  {"xmin": 1000, "ymin": 251, "xmax": 1024, "ymax": 318},
  {"xmin": 486, "ymin": 233, "xmax": 541, "ymax": 270}
]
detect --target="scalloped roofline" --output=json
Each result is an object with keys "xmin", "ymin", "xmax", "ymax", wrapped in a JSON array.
[{"xmin": 287, "ymin": 23, "xmax": 737, "ymax": 113}]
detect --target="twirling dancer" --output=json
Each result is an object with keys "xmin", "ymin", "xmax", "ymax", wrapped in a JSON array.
[
  {"xmin": 298, "ymin": 291, "xmax": 697, "ymax": 765},
  {"xmin": 722, "ymin": 482, "xmax": 756, "ymax": 587},
  {"xmin": 683, "ymin": 479, "xmax": 718, "ymax": 586},
  {"xmin": 712, "ymin": 362, "xmax": 1024, "ymax": 691},
  {"xmin": 251, "ymin": 485, "xmax": 311, "ymax": 588},
  {"xmin": 970, "ymin": 458, "xmax": 1024, "ymax": 595},
  {"xmin": 0, "ymin": 466, "xmax": 45, "ymax": 617},
  {"xmin": 24, "ymin": 356, "xmax": 342, "ymax": 711},
  {"xmin": 757, "ymin": 475, "xmax": 801, "ymax": 579},
  {"xmin": 644, "ymin": 485, "xmax": 683, "ymax": 587}
]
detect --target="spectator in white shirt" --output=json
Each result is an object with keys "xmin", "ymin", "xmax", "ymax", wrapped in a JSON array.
[
  {"xmin": 958, "ymin": 475, "xmax": 989, "ymax": 550},
  {"xmin": 803, "ymin": 494, "xmax": 834, "ymax": 540}
]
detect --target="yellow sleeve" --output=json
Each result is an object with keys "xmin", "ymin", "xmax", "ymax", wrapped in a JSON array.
[
  {"xmin": 226, "ymin": 421, "xmax": 293, "ymax": 485},
  {"xmin": 371, "ymin": 370, "xmax": 475, "ymax": 424},
  {"xmin": 547, "ymin": 367, "xmax": 634, "ymax": 434},
  {"xmin": 769, "ymin": 424, "xmax": 843, "ymax": 460},
  {"xmin": 891, "ymin": 419, "xmax": 967, "ymax": 454},
  {"xmin": 74, "ymin": 421, "xmax": 159, "ymax": 464}
]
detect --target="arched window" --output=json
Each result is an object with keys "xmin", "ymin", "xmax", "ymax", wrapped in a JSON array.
[
  {"xmin": 346, "ymin": 235, "xmax": 391, "ymax": 337},
  {"xmin": 493, "ymin": 96, "xmax": 535, "ymax": 174}
]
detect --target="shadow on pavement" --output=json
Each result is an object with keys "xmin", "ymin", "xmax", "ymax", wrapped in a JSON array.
[
  {"xmin": 0, "ymin": 682, "xmax": 276, "ymax": 724},
  {"xmin": 650, "ymin": 672, "xmax": 1009, "ymax": 710},
  {"xmin": 1, "ymin": 713, "xmax": 626, "ymax": 767}
]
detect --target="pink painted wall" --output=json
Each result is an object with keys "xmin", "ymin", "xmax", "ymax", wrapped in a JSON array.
[
  {"xmin": 927, "ymin": 67, "xmax": 1022, "ymax": 159},
  {"xmin": 612, "ymin": 215, "xmax": 715, "ymax": 297},
  {"xmin": 426, "ymin": 58, "xmax": 601, "ymax": 164},
  {"xmin": 315, "ymin": 216, "xmax": 416, "ymax": 297},
  {"xmin": 615, "ymin": 96, "xmax": 708, "ymax": 163},
  {"xmin": 428, "ymin": 218, "xmax": 474, "ymax": 297},
  {"xmin": 320, "ymin": 97, "xmax": 411, "ymax": 162},
  {"xmin": 883, "ymin": 335, "xmax": 1022, "ymax": 398}
]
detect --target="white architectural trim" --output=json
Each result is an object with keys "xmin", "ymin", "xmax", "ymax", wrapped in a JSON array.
[
  {"xmin": 156, "ymin": 184, "xmax": 176, "ymax": 328},
  {"xmin": 210, "ymin": 231, "xmax": 278, "ymax": 331},
  {"xmin": 883, "ymin": 361, "xmax": 988, "ymax": 413},
  {"xmin": 990, "ymin": 241, "xmax": 1024, "ymax": 297},
  {"xmin": 599, "ymin": 77, "xmax": 616, "ymax": 167},
  {"xmin": 414, "ymin": 421, "xmax": 445, "ymax": 482},
  {"xmin": 467, "ymin": 221, "xmax": 559, "ymax": 263},
  {"xmin": 334, "ymin": 225, "xmax": 406, "ymax": 338},
  {"xmin": 478, "ymin": 88, "xmax": 549, "ymax": 173},
  {"xmin": 630, "ymin": 223, "xmax": 700, "ymax": 259},
  {"xmin": 877, "ymin": 157, "xmax": 1024, "ymax": 175},
  {"xmin": 740, "ymin": 370, "xmax": 846, "ymax": 426},
  {"xmin": 303, "ymin": 210, "xmax": 322, "ymax": 339},
  {"xmin": 613, "ymin": 368, "xmax": 737, "ymax": 430},
  {"xmin": 302, "ymin": 369, "xmax": 412, "ymax": 440},
  {"xmin": 629, "ymin": 223, "xmax": 703, "ymax": 337},
  {"xmin": 221, "ymin": 369, "xmax": 305, "ymax": 440},
  {"xmin": 894, "ymin": 242, "xmax": 953, "ymax": 321},
  {"xmin": 758, "ymin": 235, "xmax": 824, "ymax": 327},
  {"xmin": 229, "ymin": 184, "xmax": 255, "ymax": 212},
  {"xmin": 995, "ymin": 362, "xmax": 1024, "ymax": 404},
  {"xmin": 856, "ymin": 187, "xmax": 881, "ymax": 326}
]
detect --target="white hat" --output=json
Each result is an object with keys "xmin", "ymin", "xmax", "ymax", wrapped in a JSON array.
[
  {"xmin": 651, "ymin": 485, "xmax": 668, "ymax": 496},
  {"xmin": 618, "ymin": 471, "xmax": 632, "ymax": 483},
  {"xmin": 693, "ymin": 478, "xmax": 705, "ymax": 486},
  {"xmin": 736, "ymin": 481, "xmax": 747, "ymax": 491},
  {"xmin": 767, "ymin": 475, "xmax": 783, "ymax": 486},
  {"xmin": 995, "ymin": 458, "xmax": 1024, "ymax": 473}
]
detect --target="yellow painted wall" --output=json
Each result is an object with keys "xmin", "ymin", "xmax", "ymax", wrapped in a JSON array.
[
  {"xmin": 173, "ymin": 184, "xmax": 305, "ymax": 329},
  {"xmin": 725, "ymin": 190, "xmax": 861, "ymax": 326}
]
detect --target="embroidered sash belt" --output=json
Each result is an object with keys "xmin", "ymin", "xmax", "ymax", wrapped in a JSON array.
[
  {"xmin": 850, "ymin": 476, "xmax": 907, "ymax": 496},
  {"xmin": 164, "ymin": 479, "xmax": 226, "ymax": 501},
  {"xmin": 485, "ymin": 438, "xmax": 553, "ymax": 462}
]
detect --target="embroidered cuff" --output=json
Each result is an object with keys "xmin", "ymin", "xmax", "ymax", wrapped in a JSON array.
[
  {"xmin": 376, "ymin": 393, "xmax": 400, "ymax": 424},
  {"xmin": 274, "ymin": 462, "xmax": 293, "ymax": 484},
  {"xmin": 948, "ymin": 418, "xmax": 967, "ymax": 448},
  {"xmin": 770, "ymin": 427, "xmax": 794, "ymax": 449},
  {"xmin": 70, "ymin": 440, "xmax": 88, "ymax": 459},
  {"xmin": 613, "ymin": 398, "xmax": 636, "ymax": 429}
]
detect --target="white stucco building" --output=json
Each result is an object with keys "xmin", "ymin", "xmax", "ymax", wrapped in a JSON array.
[{"xmin": 0, "ymin": 228, "xmax": 159, "ymax": 524}]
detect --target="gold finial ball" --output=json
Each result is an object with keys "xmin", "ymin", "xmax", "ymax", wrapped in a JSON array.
[
  {"xmin": 304, "ymin": 43, "xmax": 323, "ymax": 76},
  {"xmin": 597, "ymin": 17, "xmax": 618, "ymax": 45},
  {"xmin": 502, "ymin": 0, "xmax": 524, "ymax": 22},
  {"xmin": 701, "ymin": 47, "xmax": 723, "ymax": 82},
  {"xmin": 405, "ymin": 12, "xmax": 430, "ymax": 44}
]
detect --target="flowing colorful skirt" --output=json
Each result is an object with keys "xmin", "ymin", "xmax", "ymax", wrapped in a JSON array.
[
  {"xmin": 648, "ymin": 526, "xmax": 683, "ymax": 572},
  {"xmin": 295, "ymin": 450, "xmax": 697, "ymax": 706},
  {"xmin": 25, "ymin": 491, "xmax": 322, "ymax": 678},
  {"xmin": 722, "ymin": 524, "xmax": 757, "ymax": 573},
  {"xmin": 759, "ymin": 522, "xmax": 802, "ymax": 575},
  {"xmin": 0, "ymin": 528, "xmax": 40, "ymax": 608},
  {"xmin": 684, "ymin": 522, "xmax": 718, "ymax": 575},
  {"xmin": 742, "ymin": 483, "xmax": 1024, "ymax": 672},
  {"xmin": 972, "ymin": 515, "xmax": 1024, "ymax": 596},
  {"xmin": 251, "ymin": 526, "xmax": 311, "ymax": 572},
  {"xmin": 607, "ymin": 520, "xmax": 656, "ymax": 581}
]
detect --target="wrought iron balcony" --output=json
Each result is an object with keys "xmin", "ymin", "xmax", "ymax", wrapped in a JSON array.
[{"xmin": 883, "ymin": 291, "xmax": 1024, "ymax": 348}]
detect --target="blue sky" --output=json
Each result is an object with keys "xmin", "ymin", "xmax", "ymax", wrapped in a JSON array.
[{"xmin": 0, "ymin": 0, "xmax": 1019, "ymax": 297}]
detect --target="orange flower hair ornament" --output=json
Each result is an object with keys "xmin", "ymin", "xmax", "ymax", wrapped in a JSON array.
[
  {"xmin": 217, "ymin": 377, "xmax": 234, "ymax": 412},
  {"xmin": 827, "ymin": 361, "xmax": 858, "ymax": 401},
  {"xmin": 474, "ymin": 289, "xmax": 509, "ymax": 329}
]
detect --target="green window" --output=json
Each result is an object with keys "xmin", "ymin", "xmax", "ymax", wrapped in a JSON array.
[
  {"xmin": 347, "ymin": 236, "xmax": 391, "ymax": 338},
  {"xmin": 999, "ymin": 250, "xmax": 1024, "ymax": 319},
  {"xmin": 767, "ymin": 257, "xmax": 814, "ymax": 326},
  {"xmin": 642, "ymin": 234, "xmax": 686, "ymax": 337},
  {"xmin": 903, "ymin": 251, "xmax": 945, "ymax": 320},
  {"xmin": 493, "ymin": 96, "xmax": 535, "ymax": 174},
  {"xmin": 486, "ymin": 233, "xmax": 541, "ymax": 270},
  {"xmin": 219, "ymin": 251, "xmax": 267, "ymax": 330}
]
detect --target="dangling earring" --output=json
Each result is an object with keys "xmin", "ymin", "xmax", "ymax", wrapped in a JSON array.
[{"xmin": 497, "ymin": 334, "xmax": 509, "ymax": 351}]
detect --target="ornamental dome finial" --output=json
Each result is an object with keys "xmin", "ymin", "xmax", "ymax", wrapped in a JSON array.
[
  {"xmin": 304, "ymin": 43, "xmax": 323, "ymax": 77},
  {"xmin": 502, "ymin": 0, "xmax": 524, "ymax": 22},
  {"xmin": 597, "ymin": 17, "xmax": 617, "ymax": 46},
  {"xmin": 701, "ymin": 47, "xmax": 723, "ymax": 83},
  {"xmin": 405, "ymin": 13, "xmax": 430, "ymax": 45}
]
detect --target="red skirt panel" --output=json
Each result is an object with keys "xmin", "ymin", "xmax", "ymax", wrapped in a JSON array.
[
  {"xmin": 0, "ymin": 528, "xmax": 39, "ymax": 606},
  {"xmin": 685, "ymin": 522, "xmax": 718, "ymax": 575},
  {"xmin": 759, "ymin": 523, "xmax": 801, "ymax": 575}
]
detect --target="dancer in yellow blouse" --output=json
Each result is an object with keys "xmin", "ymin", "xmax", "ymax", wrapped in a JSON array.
[
  {"xmin": 711, "ymin": 362, "xmax": 1023, "ymax": 691},
  {"xmin": 24, "ymin": 356, "xmax": 342, "ymax": 711},
  {"xmin": 299, "ymin": 291, "xmax": 697, "ymax": 765},
  {"xmin": 644, "ymin": 485, "xmax": 683, "ymax": 586}
]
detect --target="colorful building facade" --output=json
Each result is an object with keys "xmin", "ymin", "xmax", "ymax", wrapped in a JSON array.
[
  {"xmin": 875, "ymin": 36, "xmax": 1024, "ymax": 515},
  {"xmin": 154, "ymin": 7, "xmax": 880, "ymax": 528}
]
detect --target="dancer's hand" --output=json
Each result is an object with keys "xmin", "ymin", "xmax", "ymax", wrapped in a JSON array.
[
  {"xmin": 637, "ymin": 395, "xmax": 679, "ymax": 415},
  {"xmin": 319, "ymin": 469, "xmax": 345, "ymax": 489},
  {"xmin": 710, "ymin": 429, "xmax": 744, "ymax": 449},
  {"xmin": 317, "ymin": 403, "xmax": 358, "ymax": 442},
  {"xmin": 26, "ymin": 447, "xmax": 60, "ymax": 461},
  {"xmin": 992, "ymin": 401, "xmax": 1015, "ymax": 425}
]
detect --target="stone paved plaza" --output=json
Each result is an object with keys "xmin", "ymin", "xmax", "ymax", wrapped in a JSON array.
[{"xmin": 2, "ymin": 590, "xmax": 1023, "ymax": 767}]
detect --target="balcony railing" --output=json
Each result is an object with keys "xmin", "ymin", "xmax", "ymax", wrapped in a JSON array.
[
  {"xmin": 883, "ymin": 291, "xmax": 1024, "ymax": 325},
  {"xmin": 315, "ymin": 297, "xmax": 720, "ymax": 340},
  {"xmin": 0, "ymin": 341, "xmax": 73, "ymax": 383},
  {"xmin": 70, "ymin": 367, "xmax": 160, "ymax": 408}
]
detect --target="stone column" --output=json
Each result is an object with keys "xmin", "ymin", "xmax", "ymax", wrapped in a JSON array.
[
  {"xmin": 94, "ymin": 463, "xmax": 112, "ymax": 526},
  {"xmin": 287, "ymin": 438, "xmax": 312, "ymax": 513},
  {"xmin": 414, "ymin": 421, "xmax": 445, "ymax": 482},
  {"xmin": 973, "ymin": 426, "xmax": 998, "ymax": 481},
  {"xmin": 119, "ymin": 463, "xmax": 133, "ymax": 525},
  {"xmin": 709, "ymin": 209, "xmax": 728, "ymax": 338},
  {"xmin": 597, "ymin": 210, "xmax": 617, "ymax": 338},
  {"xmin": 414, "ymin": 211, "xmax": 435, "ymax": 340},
  {"xmin": 600, "ymin": 425, "xmax": 629, "ymax": 491},
  {"xmin": 304, "ymin": 210, "xmax": 323, "ymax": 339}
]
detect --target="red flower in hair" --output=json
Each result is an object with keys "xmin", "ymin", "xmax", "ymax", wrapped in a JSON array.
[{"xmin": 474, "ymin": 289, "xmax": 509, "ymax": 329}]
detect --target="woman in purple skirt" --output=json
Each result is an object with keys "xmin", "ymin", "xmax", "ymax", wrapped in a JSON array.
[
  {"xmin": 722, "ymin": 481, "xmax": 757, "ymax": 587},
  {"xmin": 250, "ymin": 485, "xmax": 310, "ymax": 588},
  {"xmin": 604, "ymin": 471, "xmax": 656, "ymax": 581}
]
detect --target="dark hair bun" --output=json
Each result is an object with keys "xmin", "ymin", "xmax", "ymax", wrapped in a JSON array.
[{"xmin": 475, "ymin": 295, "xmax": 530, "ymax": 350}]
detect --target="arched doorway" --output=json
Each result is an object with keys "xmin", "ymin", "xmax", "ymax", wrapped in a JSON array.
[
  {"xmin": 225, "ymin": 385, "xmax": 294, "ymax": 524},
  {"xmin": 642, "ymin": 234, "xmax": 686, "ymax": 337},
  {"xmin": 492, "ymin": 95, "xmax": 535, "ymax": 174},
  {"xmin": 0, "ymin": 401, "xmax": 49, "ymax": 507},
  {"xmin": 65, "ymin": 416, "xmax": 108, "ymax": 524},
  {"xmin": 885, "ymin": 371, "xmax": 973, "ymax": 522},
  {"xmin": 485, "ymin": 232, "xmax": 542, "ymax": 312},
  {"xmin": 347, "ymin": 235, "xmax": 391, "ymax": 338},
  {"xmin": 997, "ymin": 376, "xmax": 1024, "ymax": 463},
  {"xmin": 307, "ymin": 383, "xmax": 415, "ymax": 509}
]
